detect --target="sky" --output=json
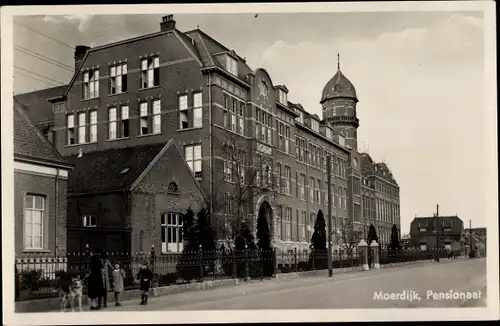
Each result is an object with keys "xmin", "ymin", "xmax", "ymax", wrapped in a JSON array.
[{"xmin": 12, "ymin": 10, "xmax": 494, "ymax": 234}]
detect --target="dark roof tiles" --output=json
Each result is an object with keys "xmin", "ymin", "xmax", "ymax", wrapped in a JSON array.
[
  {"xmin": 65, "ymin": 143, "xmax": 165, "ymax": 194},
  {"xmin": 14, "ymin": 100, "xmax": 68, "ymax": 166}
]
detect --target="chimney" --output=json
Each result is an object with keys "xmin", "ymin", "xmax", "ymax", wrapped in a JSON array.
[
  {"xmin": 160, "ymin": 15, "xmax": 176, "ymax": 32},
  {"xmin": 74, "ymin": 45, "xmax": 91, "ymax": 70}
]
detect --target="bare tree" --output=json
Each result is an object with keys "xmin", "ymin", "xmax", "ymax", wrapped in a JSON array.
[
  {"xmin": 337, "ymin": 218, "xmax": 363, "ymax": 258},
  {"xmin": 210, "ymin": 133, "xmax": 278, "ymax": 248}
]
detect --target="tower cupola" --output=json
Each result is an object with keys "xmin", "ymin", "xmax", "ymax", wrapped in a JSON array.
[{"xmin": 321, "ymin": 53, "xmax": 360, "ymax": 151}]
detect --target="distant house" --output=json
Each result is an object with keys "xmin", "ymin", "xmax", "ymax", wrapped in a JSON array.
[
  {"xmin": 464, "ymin": 227, "xmax": 486, "ymax": 257},
  {"xmin": 14, "ymin": 100, "xmax": 72, "ymax": 256},
  {"xmin": 64, "ymin": 139, "xmax": 206, "ymax": 255},
  {"xmin": 409, "ymin": 215, "xmax": 464, "ymax": 251}
]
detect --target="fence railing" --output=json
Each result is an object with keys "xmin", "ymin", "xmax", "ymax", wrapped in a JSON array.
[{"xmin": 15, "ymin": 247, "xmax": 459, "ymax": 302}]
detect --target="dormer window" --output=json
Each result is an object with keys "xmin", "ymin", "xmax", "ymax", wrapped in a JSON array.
[
  {"xmin": 226, "ymin": 55, "xmax": 238, "ymax": 76},
  {"xmin": 326, "ymin": 127, "xmax": 332, "ymax": 140},
  {"xmin": 295, "ymin": 109, "xmax": 304, "ymax": 124},
  {"xmin": 311, "ymin": 119, "xmax": 319, "ymax": 132},
  {"xmin": 278, "ymin": 89, "xmax": 287, "ymax": 105}
]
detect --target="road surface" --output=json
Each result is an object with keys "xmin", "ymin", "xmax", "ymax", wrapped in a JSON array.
[{"xmin": 93, "ymin": 258, "xmax": 487, "ymax": 310}]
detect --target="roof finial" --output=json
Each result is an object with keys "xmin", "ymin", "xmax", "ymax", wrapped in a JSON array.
[{"xmin": 337, "ymin": 52, "xmax": 340, "ymax": 70}]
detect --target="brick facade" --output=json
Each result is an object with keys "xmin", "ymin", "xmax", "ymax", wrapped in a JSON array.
[
  {"xmin": 131, "ymin": 142, "xmax": 206, "ymax": 254},
  {"xmin": 14, "ymin": 169, "xmax": 69, "ymax": 256}
]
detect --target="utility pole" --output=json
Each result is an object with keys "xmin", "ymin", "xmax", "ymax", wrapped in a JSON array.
[
  {"xmin": 327, "ymin": 154, "xmax": 333, "ymax": 277},
  {"xmin": 436, "ymin": 204, "xmax": 440, "ymax": 249}
]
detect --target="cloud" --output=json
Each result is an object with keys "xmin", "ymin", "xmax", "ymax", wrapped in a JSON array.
[
  {"xmin": 43, "ymin": 15, "xmax": 94, "ymax": 32},
  {"xmin": 258, "ymin": 13, "xmax": 487, "ymax": 230}
]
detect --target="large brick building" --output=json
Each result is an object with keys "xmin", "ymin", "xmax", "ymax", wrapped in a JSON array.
[
  {"xmin": 19, "ymin": 14, "xmax": 400, "ymax": 253},
  {"xmin": 13, "ymin": 99, "xmax": 72, "ymax": 256},
  {"xmin": 360, "ymin": 154, "xmax": 401, "ymax": 248}
]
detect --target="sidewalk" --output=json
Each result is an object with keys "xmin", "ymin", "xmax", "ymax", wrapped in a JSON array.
[{"xmin": 16, "ymin": 256, "xmax": 469, "ymax": 313}]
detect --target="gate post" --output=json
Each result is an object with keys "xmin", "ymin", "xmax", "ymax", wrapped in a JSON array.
[
  {"xmin": 244, "ymin": 244, "xmax": 249, "ymax": 281},
  {"xmin": 294, "ymin": 248, "xmax": 298, "ymax": 273}
]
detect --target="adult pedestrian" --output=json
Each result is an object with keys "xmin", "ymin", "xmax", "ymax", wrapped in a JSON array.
[
  {"xmin": 100, "ymin": 253, "xmax": 114, "ymax": 308},
  {"xmin": 87, "ymin": 249, "xmax": 104, "ymax": 310}
]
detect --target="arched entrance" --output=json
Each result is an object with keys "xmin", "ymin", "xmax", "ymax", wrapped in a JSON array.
[{"xmin": 257, "ymin": 201, "xmax": 273, "ymax": 247}]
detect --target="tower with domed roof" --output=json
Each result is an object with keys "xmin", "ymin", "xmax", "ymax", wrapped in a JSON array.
[{"xmin": 321, "ymin": 54, "xmax": 359, "ymax": 151}]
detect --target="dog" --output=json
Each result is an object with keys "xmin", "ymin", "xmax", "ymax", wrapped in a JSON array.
[{"xmin": 59, "ymin": 274, "xmax": 85, "ymax": 312}]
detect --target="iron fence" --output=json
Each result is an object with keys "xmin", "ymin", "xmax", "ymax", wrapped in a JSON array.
[{"xmin": 15, "ymin": 247, "xmax": 461, "ymax": 302}]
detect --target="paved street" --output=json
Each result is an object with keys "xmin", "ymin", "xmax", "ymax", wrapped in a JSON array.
[{"xmin": 95, "ymin": 258, "xmax": 486, "ymax": 310}]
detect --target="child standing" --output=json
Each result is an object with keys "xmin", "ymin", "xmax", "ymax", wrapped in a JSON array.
[
  {"xmin": 136, "ymin": 262, "xmax": 153, "ymax": 305},
  {"xmin": 112, "ymin": 263, "xmax": 126, "ymax": 306}
]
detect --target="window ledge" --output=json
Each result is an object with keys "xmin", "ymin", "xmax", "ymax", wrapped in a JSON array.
[
  {"xmin": 22, "ymin": 249, "xmax": 51, "ymax": 253},
  {"xmin": 81, "ymin": 97, "xmax": 99, "ymax": 102},
  {"xmin": 177, "ymin": 126, "xmax": 203, "ymax": 132},
  {"xmin": 137, "ymin": 132, "xmax": 161, "ymax": 138},
  {"xmin": 138, "ymin": 85, "xmax": 161, "ymax": 92},
  {"xmin": 107, "ymin": 137, "xmax": 130, "ymax": 142},
  {"xmin": 108, "ymin": 92, "xmax": 128, "ymax": 97}
]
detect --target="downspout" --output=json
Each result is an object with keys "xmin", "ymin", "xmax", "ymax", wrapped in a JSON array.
[
  {"xmin": 208, "ymin": 73, "xmax": 214, "ymax": 223},
  {"xmin": 55, "ymin": 169, "xmax": 60, "ymax": 255}
]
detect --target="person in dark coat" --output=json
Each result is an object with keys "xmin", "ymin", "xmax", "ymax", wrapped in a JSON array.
[
  {"xmin": 87, "ymin": 249, "xmax": 104, "ymax": 310},
  {"xmin": 136, "ymin": 262, "xmax": 153, "ymax": 305}
]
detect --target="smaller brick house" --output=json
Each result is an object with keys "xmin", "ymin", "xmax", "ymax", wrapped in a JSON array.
[
  {"xmin": 64, "ymin": 139, "xmax": 207, "ymax": 255},
  {"xmin": 14, "ymin": 100, "xmax": 73, "ymax": 256},
  {"xmin": 409, "ymin": 215, "xmax": 464, "ymax": 250}
]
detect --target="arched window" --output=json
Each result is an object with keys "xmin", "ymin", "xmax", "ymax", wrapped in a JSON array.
[{"xmin": 168, "ymin": 182, "xmax": 178, "ymax": 193}]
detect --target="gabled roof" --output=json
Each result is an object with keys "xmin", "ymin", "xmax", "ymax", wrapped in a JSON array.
[
  {"xmin": 14, "ymin": 99, "xmax": 70, "ymax": 168},
  {"xmin": 64, "ymin": 140, "xmax": 207, "ymax": 200},
  {"xmin": 65, "ymin": 142, "xmax": 166, "ymax": 194}
]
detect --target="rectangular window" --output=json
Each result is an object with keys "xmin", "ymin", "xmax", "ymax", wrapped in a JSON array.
[
  {"xmin": 299, "ymin": 211, "xmax": 306, "ymax": 241},
  {"xmin": 224, "ymin": 193, "xmax": 233, "ymax": 215},
  {"xmin": 89, "ymin": 110, "xmax": 97, "ymax": 142},
  {"xmin": 141, "ymin": 56, "xmax": 159, "ymax": 88},
  {"xmin": 24, "ymin": 195, "xmax": 44, "ymax": 250},
  {"xmin": 161, "ymin": 212, "xmax": 183, "ymax": 253},
  {"xmin": 285, "ymin": 126, "xmax": 290, "ymax": 154},
  {"xmin": 82, "ymin": 215, "xmax": 97, "ymax": 227},
  {"xmin": 78, "ymin": 112, "xmax": 86, "ymax": 144},
  {"xmin": 179, "ymin": 95, "xmax": 188, "ymax": 129},
  {"xmin": 139, "ymin": 102, "xmax": 149, "ymax": 135},
  {"xmin": 120, "ymin": 106, "xmax": 130, "ymax": 138},
  {"xmin": 153, "ymin": 100, "xmax": 161, "ymax": 134},
  {"xmin": 83, "ymin": 69, "xmax": 99, "ymax": 100},
  {"xmin": 277, "ymin": 163, "xmax": 282, "ymax": 193},
  {"xmin": 193, "ymin": 92, "xmax": 203, "ymax": 128},
  {"xmin": 67, "ymin": 114, "xmax": 75, "ymax": 145},
  {"xmin": 110, "ymin": 63, "xmax": 127, "ymax": 94},
  {"xmin": 309, "ymin": 177, "xmax": 315, "ymax": 203},
  {"xmin": 223, "ymin": 145, "xmax": 233, "ymax": 183},
  {"xmin": 300, "ymin": 173, "xmax": 305, "ymax": 200},
  {"xmin": 285, "ymin": 165, "xmax": 291, "ymax": 196},
  {"xmin": 316, "ymin": 178, "xmax": 321, "ymax": 203},
  {"xmin": 108, "ymin": 107, "xmax": 117, "ymax": 140},
  {"xmin": 185, "ymin": 144, "xmax": 202, "ymax": 179}
]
